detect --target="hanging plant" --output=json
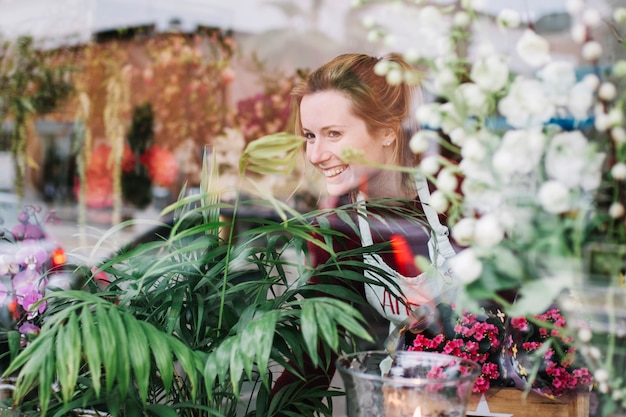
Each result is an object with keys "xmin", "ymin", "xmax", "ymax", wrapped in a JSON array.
[{"xmin": 0, "ymin": 36, "xmax": 74, "ymax": 198}]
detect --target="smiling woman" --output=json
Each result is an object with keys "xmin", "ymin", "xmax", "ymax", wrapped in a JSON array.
[{"xmin": 270, "ymin": 53, "xmax": 459, "ymax": 414}]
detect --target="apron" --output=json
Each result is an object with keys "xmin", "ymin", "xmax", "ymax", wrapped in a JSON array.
[{"xmin": 358, "ymin": 175, "xmax": 458, "ymax": 329}]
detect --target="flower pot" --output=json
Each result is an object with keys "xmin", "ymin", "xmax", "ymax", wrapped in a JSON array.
[
  {"xmin": 467, "ymin": 387, "xmax": 590, "ymax": 417},
  {"xmin": 336, "ymin": 350, "xmax": 480, "ymax": 416}
]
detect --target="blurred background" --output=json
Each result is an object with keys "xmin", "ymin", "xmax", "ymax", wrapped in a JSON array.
[{"xmin": 1, "ymin": 0, "xmax": 624, "ymax": 256}]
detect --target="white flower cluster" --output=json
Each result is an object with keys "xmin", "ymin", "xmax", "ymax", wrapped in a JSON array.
[{"xmin": 358, "ymin": 0, "xmax": 625, "ymax": 287}]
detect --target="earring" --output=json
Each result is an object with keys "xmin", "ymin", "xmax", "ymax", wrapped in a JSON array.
[{"xmin": 384, "ymin": 140, "xmax": 392, "ymax": 147}]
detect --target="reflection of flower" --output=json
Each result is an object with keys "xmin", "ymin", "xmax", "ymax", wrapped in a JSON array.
[
  {"xmin": 0, "ymin": 205, "xmax": 66, "ymax": 337},
  {"xmin": 139, "ymin": 144, "xmax": 179, "ymax": 187},
  {"xmin": 76, "ymin": 142, "xmax": 135, "ymax": 209}
]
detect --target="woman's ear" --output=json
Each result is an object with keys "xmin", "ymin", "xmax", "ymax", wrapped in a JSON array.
[{"xmin": 382, "ymin": 128, "xmax": 396, "ymax": 147}]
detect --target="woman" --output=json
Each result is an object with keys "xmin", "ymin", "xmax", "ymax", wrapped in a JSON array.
[{"xmin": 271, "ymin": 53, "xmax": 457, "ymax": 410}]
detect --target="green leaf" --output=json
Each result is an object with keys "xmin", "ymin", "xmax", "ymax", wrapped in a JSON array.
[
  {"xmin": 38, "ymin": 338, "xmax": 55, "ymax": 415},
  {"xmin": 96, "ymin": 305, "xmax": 118, "ymax": 393},
  {"xmin": 124, "ymin": 313, "xmax": 151, "ymax": 403},
  {"xmin": 146, "ymin": 323, "xmax": 175, "ymax": 393},
  {"xmin": 300, "ymin": 302, "xmax": 318, "ymax": 367},
  {"xmin": 314, "ymin": 304, "xmax": 338, "ymax": 349},
  {"xmin": 80, "ymin": 305, "xmax": 102, "ymax": 396},
  {"xmin": 108, "ymin": 308, "xmax": 131, "ymax": 399}
]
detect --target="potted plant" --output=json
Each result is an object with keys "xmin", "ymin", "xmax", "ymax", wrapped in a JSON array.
[{"xmin": 0, "ymin": 134, "xmax": 390, "ymax": 416}]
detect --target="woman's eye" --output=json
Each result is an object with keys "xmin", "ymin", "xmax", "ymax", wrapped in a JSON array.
[
  {"xmin": 328, "ymin": 131, "xmax": 341, "ymax": 138},
  {"xmin": 304, "ymin": 132, "xmax": 315, "ymax": 140}
]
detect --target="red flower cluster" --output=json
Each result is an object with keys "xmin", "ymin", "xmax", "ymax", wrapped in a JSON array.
[
  {"xmin": 139, "ymin": 144, "xmax": 179, "ymax": 187},
  {"xmin": 78, "ymin": 142, "xmax": 134, "ymax": 209},
  {"xmin": 509, "ymin": 308, "xmax": 593, "ymax": 398},
  {"xmin": 408, "ymin": 307, "xmax": 504, "ymax": 393}
]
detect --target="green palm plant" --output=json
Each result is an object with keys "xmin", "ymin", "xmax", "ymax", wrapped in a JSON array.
[{"xmin": 0, "ymin": 133, "xmax": 421, "ymax": 416}]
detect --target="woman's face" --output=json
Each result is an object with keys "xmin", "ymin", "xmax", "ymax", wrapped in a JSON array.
[{"xmin": 301, "ymin": 90, "xmax": 395, "ymax": 197}]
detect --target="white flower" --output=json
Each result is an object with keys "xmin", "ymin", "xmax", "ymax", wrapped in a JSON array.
[
  {"xmin": 570, "ymin": 24, "xmax": 587, "ymax": 44},
  {"xmin": 416, "ymin": 103, "xmax": 442, "ymax": 128},
  {"xmin": 429, "ymin": 190, "xmax": 449, "ymax": 213},
  {"xmin": 537, "ymin": 61, "xmax": 577, "ymax": 106},
  {"xmin": 594, "ymin": 368, "xmax": 610, "ymax": 383},
  {"xmin": 516, "ymin": 29, "xmax": 551, "ymax": 68},
  {"xmin": 386, "ymin": 68, "xmax": 403, "ymax": 85},
  {"xmin": 614, "ymin": 7, "xmax": 626, "ymax": 24},
  {"xmin": 611, "ymin": 162, "xmax": 626, "ymax": 180},
  {"xmin": 367, "ymin": 29, "xmax": 383, "ymax": 43},
  {"xmin": 539, "ymin": 181, "xmax": 571, "ymax": 214},
  {"xmin": 374, "ymin": 60, "xmax": 391, "ymax": 75},
  {"xmin": 460, "ymin": 137, "xmax": 486, "ymax": 162},
  {"xmin": 431, "ymin": 67, "xmax": 458, "ymax": 95},
  {"xmin": 403, "ymin": 48, "xmax": 421, "ymax": 63},
  {"xmin": 545, "ymin": 131, "xmax": 604, "ymax": 190},
  {"xmin": 566, "ymin": 0, "xmax": 584, "ymax": 14},
  {"xmin": 470, "ymin": 55, "xmax": 509, "ymax": 92},
  {"xmin": 567, "ymin": 81, "xmax": 595, "ymax": 120},
  {"xmin": 582, "ymin": 73, "xmax": 600, "ymax": 90},
  {"xmin": 410, "ymin": 130, "xmax": 438, "ymax": 154},
  {"xmin": 609, "ymin": 202, "xmax": 625, "ymax": 219},
  {"xmin": 455, "ymin": 83, "xmax": 491, "ymax": 117},
  {"xmin": 384, "ymin": 34, "xmax": 398, "ymax": 48},
  {"xmin": 492, "ymin": 130, "xmax": 546, "ymax": 181},
  {"xmin": 451, "ymin": 217, "xmax": 476, "ymax": 247},
  {"xmin": 614, "ymin": 60, "xmax": 626, "ymax": 77},
  {"xmin": 449, "ymin": 249, "xmax": 483, "ymax": 284},
  {"xmin": 419, "ymin": 155, "xmax": 440, "ymax": 175},
  {"xmin": 582, "ymin": 9, "xmax": 602, "ymax": 27},
  {"xmin": 497, "ymin": 9, "xmax": 521, "ymax": 29},
  {"xmin": 612, "ymin": 127, "xmax": 626, "ymax": 144},
  {"xmin": 582, "ymin": 41, "xmax": 603, "ymax": 61},
  {"xmin": 439, "ymin": 102, "xmax": 464, "ymax": 134},
  {"xmin": 419, "ymin": 6, "xmax": 443, "ymax": 27},
  {"xmin": 577, "ymin": 327, "xmax": 593, "ymax": 343},
  {"xmin": 449, "ymin": 127, "xmax": 467, "ymax": 147},
  {"xmin": 361, "ymin": 15, "xmax": 376, "ymax": 29},
  {"xmin": 453, "ymin": 11, "xmax": 471, "ymax": 28},
  {"xmin": 608, "ymin": 108, "xmax": 624, "ymax": 127},
  {"xmin": 436, "ymin": 168, "xmax": 458, "ymax": 194},
  {"xmin": 498, "ymin": 76, "xmax": 555, "ymax": 128},
  {"xmin": 474, "ymin": 214, "xmax": 504, "ymax": 248}
]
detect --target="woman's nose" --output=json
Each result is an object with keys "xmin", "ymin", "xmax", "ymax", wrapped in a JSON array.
[{"xmin": 307, "ymin": 140, "xmax": 331, "ymax": 165}]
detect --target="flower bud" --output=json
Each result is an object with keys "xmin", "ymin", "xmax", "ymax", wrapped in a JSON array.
[
  {"xmin": 577, "ymin": 328, "xmax": 592, "ymax": 343},
  {"xmin": 453, "ymin": 11, "xmax": 471, "ymax": 27},
  {"xmin": 436, "ymin": 168, "xmax": 459, "ymax": 194},
  {"xmin": 570, "ymin": 24, "xmax": 587, "ymax": 43},
  {"xmin": 613, "ymin": 60, "xmax": 626, "ymax": 77},
  {"xmin": 386, "ymin": 68, "xmax": 403, "ymax": 85},
  {"xmin": 611, "ymin": 126, "xmax": 626, "ymax": 144},
  {"xmin": 497, "ymin": 9, "xmax": 521, "ymax": 29},
  {"xmin": 539, "ymin": 181, "xmax": 570, "ymax": 214},
  {"xmin": 474, "ymin": 214, "xmax": 504, "ymax": 248},
  {"xmin": 449, "ymin": 249, "xmax": 483, "ymax": 284},
  {"xmin": 599, "ymin": 82, "xmax": 617, "ymax": 101},
  {"xmin": 614, "ymin": 7, "xmax": 626, "ymax": 24},
  {"xmin": 410, "ymin": 130, "xmax": 436, "ymax": 154},
  {"xmin": 609, "ymin": 202, "xmax": 625, "ymax": 219},
  {"xmin": 582, "ymin": 9, "xmax": 602, "ymax": 27},
  {"xmin": 582, "ymin": 41, "xmax": 603, "ymax": 61},
  {"xmin": 420, "ymin": 155, "xmax": 440, "ymax": 175},
  {"xmin": 361, "ymin": 15, "xmax": 376, "ymax": 29},
  {"xmin": 566, "ymin": 0, "xmax": 585, "ymax": 15},
  {"xmin": 429, "ymin": 190, "xmax": 449, "ymax": 213},
  {"xmin": 611, "ymin": 162, "xmax": 626, "ymax": 180},
  {"xmin": 452, "ymin": 217, "xmax": 476, "ymax": 246}
]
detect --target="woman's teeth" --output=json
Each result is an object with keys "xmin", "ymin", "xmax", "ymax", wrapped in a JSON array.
[{"xmin": 323, "ymin": 166, "xmax": 346, "ymax": 177}]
